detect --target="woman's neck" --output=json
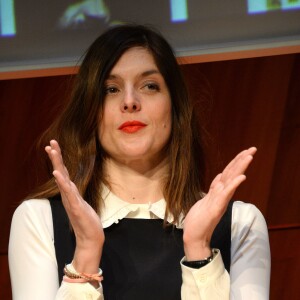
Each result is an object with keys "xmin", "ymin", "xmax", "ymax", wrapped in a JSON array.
[{"xmin": 103, "ymin": 156, "xmax": 169, "ymax": 204}]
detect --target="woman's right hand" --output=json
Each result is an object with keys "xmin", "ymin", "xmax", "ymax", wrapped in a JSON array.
[{"xmin": 45, "ymin": 140, "xmax": 104, "ymax": 275}]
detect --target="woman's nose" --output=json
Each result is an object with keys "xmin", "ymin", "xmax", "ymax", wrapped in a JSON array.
[{"xmin": 121, "ymin": 90, "xmax": 141, "ymax": 112}]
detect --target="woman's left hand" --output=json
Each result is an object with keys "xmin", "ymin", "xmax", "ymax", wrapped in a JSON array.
[{"xmin": 183, "ymin": 147, "xmax": 257, "ymax": 260}]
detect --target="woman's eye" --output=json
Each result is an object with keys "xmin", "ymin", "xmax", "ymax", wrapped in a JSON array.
[
  {"xmin": 144, "ymin": 83, "xmax": 160, "ymax": 91},
  {"xmin": 105, "ymin": 86, "xmax": 119, "ymax": 94}
]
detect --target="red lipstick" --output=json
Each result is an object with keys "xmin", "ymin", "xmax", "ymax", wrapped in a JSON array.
[{"xmin": 118, "ymin": 120, "xmax": 146, "ymax": 133}]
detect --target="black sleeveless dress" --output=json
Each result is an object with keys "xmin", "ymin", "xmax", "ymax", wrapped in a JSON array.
[{"xmin": 50, "ymin": 196, "xmax": 233, "ymax": 300}]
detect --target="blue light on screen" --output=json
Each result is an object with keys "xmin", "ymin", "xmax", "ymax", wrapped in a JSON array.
[
  {"xmin": 170, "ymin": 0, "xmax": 188, "ymax": 22},
  {"xmin": 0, "ymin": 0, "xmax": 16, "ymax": 36},
  {"xmin": 248, "ymin": 0, "xmax": 300, "ymax": 14}
]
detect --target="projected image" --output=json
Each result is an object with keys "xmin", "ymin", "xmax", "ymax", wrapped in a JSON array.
[
  {"xmin": 0, "ymin": 0, "xmax": 191, "ymax": 69},
  {"xmin": 248, "ymin": 0, "xmax": 300, "ymax": 14},
  {"xmin": 0, "ymin": 0, "xmax": 189, "ymax": 39},
  {"xmin": 58, "ymin": 0, "xmax": 188, "ymax": 29},
  {"xmin": 58, "ymin": 0, "xmax": 111, "ymax": 29},
  {"xmin": 1, "ymin": 0, "xmax": 300, "ymax": 72},
  {"xmin": 0, "ymin": 0, "xmax": 16, "ymax": 36},
  {"xmin": 170, "ymin": 0, "xmax": 188, "ymax": 23}
]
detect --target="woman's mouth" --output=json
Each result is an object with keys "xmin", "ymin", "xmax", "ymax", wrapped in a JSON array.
[{"xmin": 118, "ymin": 121, "xmax": 147, "ymax": 133}]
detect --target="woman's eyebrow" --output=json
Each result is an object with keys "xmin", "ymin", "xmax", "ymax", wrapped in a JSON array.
[
  {"xmin": 106, "ymin": 69, "xmax": 161, "ymax": 81},
  {"xmin": 140, "ymin": 69, "xmax": 160, "ymax": 77}
]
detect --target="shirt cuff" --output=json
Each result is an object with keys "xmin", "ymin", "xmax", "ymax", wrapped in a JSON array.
[
  {"xmin": 180, "ymin": 249, "xmax": 230, "ymax": 299},
  {"xmin": 56, "ymin": 281, "xmax": 103, "ymax": 300}
]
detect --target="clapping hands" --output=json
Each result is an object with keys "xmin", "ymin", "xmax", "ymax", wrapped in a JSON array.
[
  {"xmin": 183, "ymin": 147, "xmax": 257, "ymax": 260},
  {"xmin": 45, "ymin": 140, "xmax": 104, "ymax": 275}
]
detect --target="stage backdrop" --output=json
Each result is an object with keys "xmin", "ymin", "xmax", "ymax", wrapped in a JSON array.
[{"xmin": 0, "ymin": 52, "xmax": 299, "ymax": 299}]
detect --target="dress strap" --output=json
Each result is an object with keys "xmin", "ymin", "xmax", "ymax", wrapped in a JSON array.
[
  {"xmin": 211, "ymin": 200, "xmax": 233, "ymax": 272},
  {"xmin": 49, "ymin": 195, "xmax": 76, "ymax": 284}
]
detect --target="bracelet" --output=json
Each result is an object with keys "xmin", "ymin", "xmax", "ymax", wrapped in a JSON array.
[
  {"xmin": 182, "ymin": 252, "xmax": 214, "ymax": 269},
  {"xmin": 63, "ymin": 263, "xmax": 103, "ymax": 283},
  {"xmin": 63, "ymin": 275, "xmax": 90, "ymax": 283}
]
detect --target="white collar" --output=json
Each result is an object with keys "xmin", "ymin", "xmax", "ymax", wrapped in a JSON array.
[{"xmin": 100, "ymin": 185, "xmax": 184, "ymax": 229}]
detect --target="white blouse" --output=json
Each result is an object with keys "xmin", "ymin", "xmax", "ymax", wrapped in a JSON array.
[{"xmin": 9, "ymin": 190, "xmax": 270, "ymax": 299}]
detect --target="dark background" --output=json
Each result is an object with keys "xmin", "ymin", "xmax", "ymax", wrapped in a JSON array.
[{"xmin": 0, "ymin": 52, "xmax": 300, "ymax": 299}]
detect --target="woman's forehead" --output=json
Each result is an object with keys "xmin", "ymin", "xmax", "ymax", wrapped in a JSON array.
[{"xmin": 108, "ymin": 47, "xmax": 160, "ymax": 78}]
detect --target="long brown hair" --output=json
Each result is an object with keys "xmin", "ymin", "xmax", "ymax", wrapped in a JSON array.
[{"xmin": 29, "ymin": 24, "xmax": 206, "ymax": 224}]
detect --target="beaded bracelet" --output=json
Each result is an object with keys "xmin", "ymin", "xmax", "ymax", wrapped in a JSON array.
[
  {"xmin": 63, "ymin": 263, "xmax": 103, "ymax": 283},
  {"xmin": 63, "ymin": 275, "xmax": 90, "ymax": 283}
]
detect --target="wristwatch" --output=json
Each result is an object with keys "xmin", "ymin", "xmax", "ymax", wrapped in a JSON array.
[{"xmin": 182, "ymin": 253, "xmax": 214, "ymax": 269}]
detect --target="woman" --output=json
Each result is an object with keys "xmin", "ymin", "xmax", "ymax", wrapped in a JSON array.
[{"xmin": 9, "ymin": 24, "xmax": 270, "ymax": 299}]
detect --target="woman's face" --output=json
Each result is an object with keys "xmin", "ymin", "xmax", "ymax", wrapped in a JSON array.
[{"xmin": 99, "ymin": 47, "xmax": 172, "ymax": 164}]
